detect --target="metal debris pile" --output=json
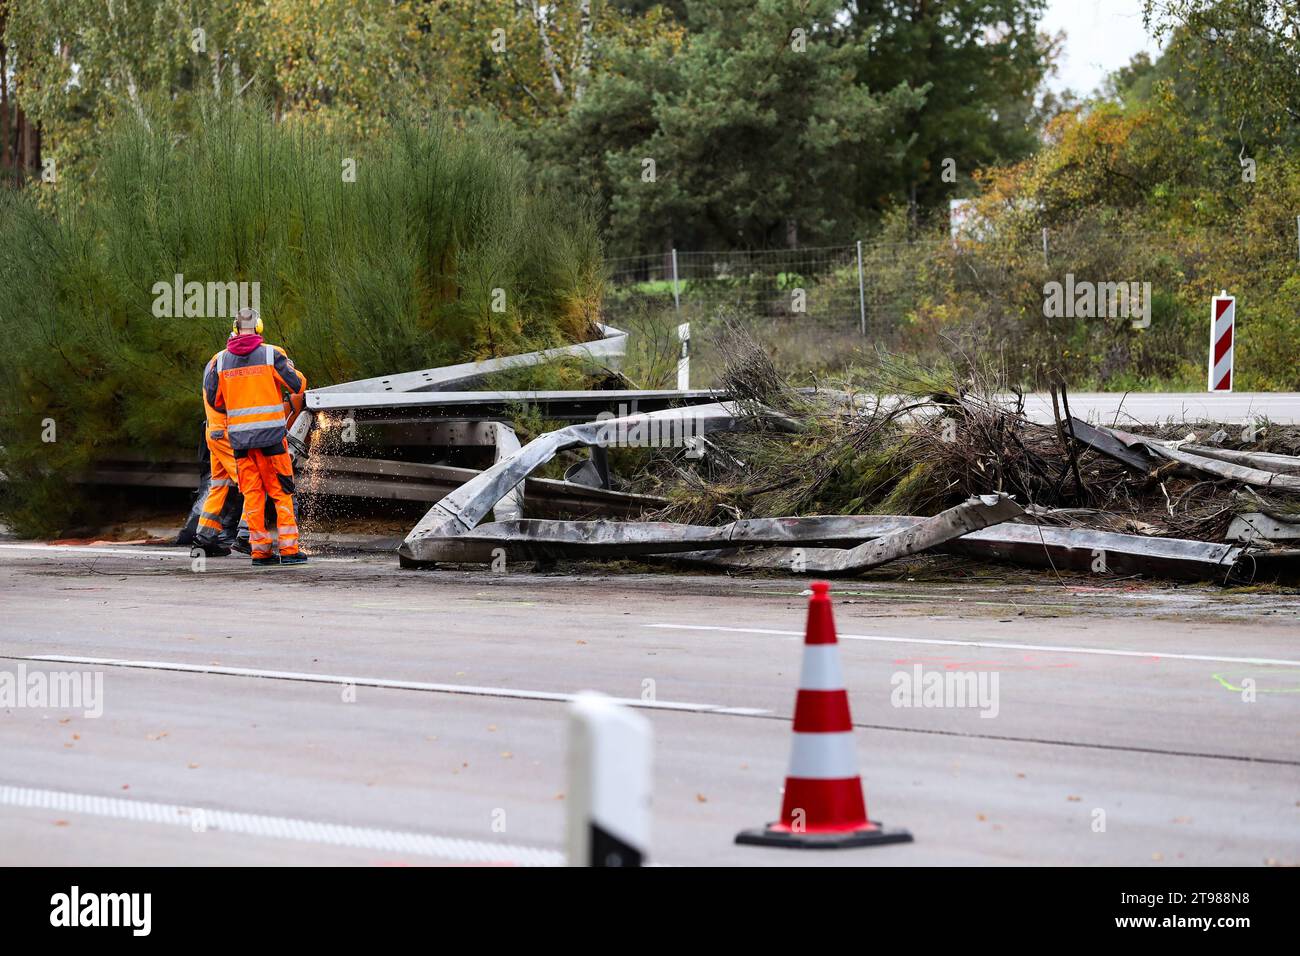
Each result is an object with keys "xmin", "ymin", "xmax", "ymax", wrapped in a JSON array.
[
  {"xmin": 637, "ymin": 388, "xmax": 1300, "ymax": 584},
  {"xmin": 391, "ymin": 384, "xmax": 1300, "ymax": 585}
]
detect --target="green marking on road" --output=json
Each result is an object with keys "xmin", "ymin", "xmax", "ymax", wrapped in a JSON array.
[
  {"xmin": 745, "ymin": 588, "xmax": 1090, "ymax": 611},
  {"xmin": 352, "ymin": 599, "xmax": 537, "ymax": 611},
  {"xmin": 1212, "ymin": 669, "xmax": 1300, "ymax": 694}
]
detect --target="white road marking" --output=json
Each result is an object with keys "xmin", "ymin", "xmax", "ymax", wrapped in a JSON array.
[
  {"xmin": 642, "ymin": 623, "xmax": 1300, "ymax": 668},
  {"xmin": 0, "ymin": 543, "xmax": 351, "ymax": 563},
  {"xmin": 0, "ymin": 543, "xmax": 184, "ymax": 558},
  {"xmin": 21, "ymin": 654, "xmax": 769, "ymax": 716},
  {"xmin": 0, "ymin": 785, "xmax": 564, "ymax": 866},
  {"xmin": 1013, "ymin": 392, "xmax": 1300, "ymax": 426}
]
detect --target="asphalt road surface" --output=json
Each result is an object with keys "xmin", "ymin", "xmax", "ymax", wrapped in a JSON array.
[
  {"xmin": 1014, "ymin": 392, "xmax": 1300, "ymax": 426},
  {"xmin": 1, "ymin": 542, "xmax": 1297, "ymax": 866}
]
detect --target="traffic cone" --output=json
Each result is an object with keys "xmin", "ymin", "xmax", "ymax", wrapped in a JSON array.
[{"xmin": 736, "ymin": 581, "xmax": 912, "ymax": 849}]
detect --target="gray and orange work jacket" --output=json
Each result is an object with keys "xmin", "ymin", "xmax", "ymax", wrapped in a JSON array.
[{"xmin": 202, "ymin": 338, "xmax": 307, "ymax": 452}]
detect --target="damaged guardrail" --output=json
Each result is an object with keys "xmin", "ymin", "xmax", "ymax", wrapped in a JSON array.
[
  {"xmin": 287, "ymin": 323, "xmax": 630, "ymax": 462},
  {"xmin": 312, "ymin": 324, "xmax": 628, "ymax": 395},
  {"xmin": 399, "ymin": 402, "xmax": 785, "ymax": 565},
  {"xmin": 389, "ymin": 388, "xmax": 1284, "ymax": 582},
  {"xmin": 398, "ymin": 494, "xmax": 1024, "ymax": 575},
  {"xmin": 399, "ymin": 500, "xmax": 1257, "ymax": 582}
]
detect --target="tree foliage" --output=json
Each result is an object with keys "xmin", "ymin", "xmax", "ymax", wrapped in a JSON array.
[
  {"xmin": 1144, "ymin": 0, "xmax": 1300, "ymax": 149},
  {"xmin": 526, "ymin": 0, "xmax": 1052, "ymax": 253},
  {"xmin": 863, "ymin": 13, "xmax": 1300, "ymax": 393},
  {"xmin": 6, "ymin": 0, "xmax": 1055, "ymax": 239}
]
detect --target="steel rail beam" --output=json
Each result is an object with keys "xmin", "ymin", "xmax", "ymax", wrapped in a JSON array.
[
  {"xmin": 670, "ymin": 523, "xmax": 1248, "ymax": 582},
  {"xmin": 312, "ymin": 324, "xmax": 629, "ymax": 395},
  {"xmin": 399, "ymin": 403, "xmax": 784, "ymax": 564},
  {"xmin": 400, "ymin": 496, "xmax": 1023, "ymax": 574}
]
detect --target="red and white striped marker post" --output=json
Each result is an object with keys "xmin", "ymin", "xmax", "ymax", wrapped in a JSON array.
[
  {"xmin": 736, "ymin": 581, "xmax": 912, "ymax": 849},
  {"xmin": 1209, "ymin": 290, "xmax": 1235, "ymax": 392}
]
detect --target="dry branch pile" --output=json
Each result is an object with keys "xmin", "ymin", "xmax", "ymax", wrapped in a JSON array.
[{"xmin": 647, "ymin": 324, "xmax": 1300, "ymax": 546}]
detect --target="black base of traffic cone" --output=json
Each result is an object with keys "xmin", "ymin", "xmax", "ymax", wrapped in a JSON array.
[{"xmin": 735, "ymin": 821, "xmax": 913, "ymax": 849}]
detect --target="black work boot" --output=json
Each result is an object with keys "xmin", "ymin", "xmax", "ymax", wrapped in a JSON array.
[
  {"xmin": 251, "ymin": 556, "xmax": 278, "ymax": 568},
  {"xmin": 279, "ymin": 554, "xmax": 308, "ymax": 566},
  {"xmin": 193, "ymin": 534, "xmax": 231, "ymax": 558}
]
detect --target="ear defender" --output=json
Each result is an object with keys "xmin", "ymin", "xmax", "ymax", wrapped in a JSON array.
[{"xmin": 231, "ymin": 314, "xmax": 264, "ymax": 335}]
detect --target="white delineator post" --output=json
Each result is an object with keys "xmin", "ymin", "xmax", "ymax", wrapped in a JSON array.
[
  {"xmin": 566, "ymin": 692, "xmax": 652, "ymax": 867},
  {"xmin": 1209, "ymin": 290, "xmax": 1235, "ymax": 392},
  {"xmin": 676, "ymin": 322, "xmax": 690, "ymax": 390},
  {"xmin": 670, "ymin": 247, "xmax": 681, "ymax": 313}
]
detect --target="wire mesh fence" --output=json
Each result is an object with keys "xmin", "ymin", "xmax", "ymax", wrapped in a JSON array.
[
  {"xmin": 602, "ymin": 216, "xmax": 1300, "ymax": 387},
  {"xmin": 605, "ymin": 220, "xmax": 1300, "ymax": 338},
  {"xmin": 606, "ymin": 244, "xmax": 867, "ymax": 330}
]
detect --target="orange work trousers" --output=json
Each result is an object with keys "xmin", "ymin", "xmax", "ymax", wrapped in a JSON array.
[
  {"xmin": 197, "ymin": 431, "xmax": 239, "ymax": 540},
  {"xmin": 235, "ymin": 444, "xmax": 299, "ymax": 558}
]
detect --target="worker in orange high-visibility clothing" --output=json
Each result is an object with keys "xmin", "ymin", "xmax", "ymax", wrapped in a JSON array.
[
  {"xmin": 203, "ymin": 308, "xmax": 309, "ymax": 566},
  {"xmin": 191, "ymin": 337, "xmax": 243, "ymax": 557}
]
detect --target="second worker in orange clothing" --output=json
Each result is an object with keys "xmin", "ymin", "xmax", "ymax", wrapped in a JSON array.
[{"xmin": 203, "ymin": 307, "xmax": 309, "ymax": 567}]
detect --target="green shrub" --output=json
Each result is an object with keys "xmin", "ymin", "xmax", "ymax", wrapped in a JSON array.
[{"xmin": 0, "ymin": 98, "xmax": 604, "ymax": 535}]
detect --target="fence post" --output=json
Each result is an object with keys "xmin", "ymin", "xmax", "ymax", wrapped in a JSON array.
[
  {"xmin": 856, "ymin": 239, "xmax": 866, "ymax": 336},
  {"xmin": 1042, "ymin": 227, "xmax": 1049, "ymax": 268},
  {"xmin": 670, "ymin": 247, "xmax": 681, "ymax": 314}
]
